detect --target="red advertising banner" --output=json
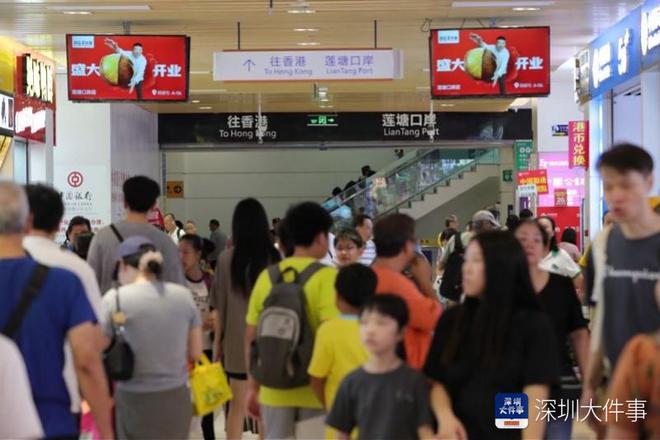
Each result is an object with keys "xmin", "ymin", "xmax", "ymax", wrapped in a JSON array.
[
  {"xmin": 429, "ymin": 27, "xmax": 550, "ymax": 98},
  {"xmin": 537, "ymin": 206, "xmax": 581, "ymax": 250},
  {"xmin": 517, "ymin": 169, "xmax": 549, "ymax": 194},
  {"xmin": 14, "ymin": 53, "xmax": 56, "ymax": 144},
  {"xmin": 568, "ymin": 120, "xmax": 589, "ymax": 168},
  {"xmin": 66, "ymin": 35, "xmax": 190, "ymax": 102},
  {"xmin": 554, "ymin": 188, "xmax": 568, "ymax": 207}
]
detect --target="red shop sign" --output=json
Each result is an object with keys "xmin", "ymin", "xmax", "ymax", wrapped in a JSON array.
[
  {"xmin": 14, "ymin": 53, "xmax": 56, "ymax": 144},
  {"xmin": 516, "ymin": 169, "xmax": 549, "ymax": 194}
]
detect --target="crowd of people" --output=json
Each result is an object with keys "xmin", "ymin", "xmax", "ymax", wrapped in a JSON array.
[{"xmin": 0, "ymin": 143, "xmax": 657, "ymax": 440}]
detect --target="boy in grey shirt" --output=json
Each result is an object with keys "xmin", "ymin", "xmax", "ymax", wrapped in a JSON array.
[
  {"xmin": 327, "ymin": 295, "xmax": 433, "ymax": 440},
  {"xmin": 88, "ymin": 176, "xmax": 184, "ymax": 294}
]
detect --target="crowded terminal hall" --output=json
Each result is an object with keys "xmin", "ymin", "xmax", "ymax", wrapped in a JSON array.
[{"xmin": 0, "ymin": 1, "xmax": 659, "ymax": 439}]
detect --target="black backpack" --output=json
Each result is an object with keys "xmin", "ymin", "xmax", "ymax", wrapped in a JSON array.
[
  {"xmin": 250, "ymin": 262, "xmax": 323, "ymax": 389},
  {"xmin": 440, "ymin": 234, "xmax": 465, "ymax": 301}
]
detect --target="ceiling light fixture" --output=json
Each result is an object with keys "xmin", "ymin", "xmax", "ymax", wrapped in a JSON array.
[
  {"xmin": 440, "ymin": 103, "xmax": 455, "ymax": 107},
  {"xmin": 293, "ymin": 28, "xmax": 319, "ymax": 32},
  {"xmin": 48, "ymin": 5, "xmax": 151, "ymax": 11},
  {"xmin": 512, "ymin": 7, "xmax": 540, "ymax": 11},
  {"xmin": 452, "ymin": 1, "xmax": 553, "ymax": 8},
  {"xmin": 64, "ymin": 11, "xmax": 92, "ymax": 15},
  {"xmin": 192, "ymin": 100, "xmax": 201, "ymax": 103},
  {"xmin": 297, "ymin": 42, "xmax": 320, "ymax": 46},
  {"xmin": 199, "ymin": 106, "xmax": 212, "ymax": 110},
  {"xmin": 190, "ymin": 71, "xmax": 211, "ymax": 75}
]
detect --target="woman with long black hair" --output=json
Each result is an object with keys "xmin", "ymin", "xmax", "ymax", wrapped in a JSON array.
[
  {"xmin": 423, "ymin": 231, "xmax": 560, "ymax": 440},
  {"xmin": 211, "ymin": 198, "xmax": 281, "ymax": 439}
]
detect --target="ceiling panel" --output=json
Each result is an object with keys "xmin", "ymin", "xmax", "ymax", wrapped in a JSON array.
[{"xmin": 0, "ymin": 0, "xmax": 640, "ymax": 113}]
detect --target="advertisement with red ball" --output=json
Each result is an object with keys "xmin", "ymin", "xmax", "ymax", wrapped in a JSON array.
[
  {"xmin": 65, "ymin": 34, "xmax": 190, "ymax": 102},
  {"xmin": 429, "ymin": 27, "xmax": 550, "ymax": 98}
]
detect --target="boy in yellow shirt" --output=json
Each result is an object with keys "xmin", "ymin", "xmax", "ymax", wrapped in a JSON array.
[{"xmin": 308, "ymin": 264, "xmax": 376, "ymax": 427}]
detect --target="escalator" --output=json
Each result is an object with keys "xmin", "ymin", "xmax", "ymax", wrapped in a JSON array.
[{"xmin": 323, "ymin": 147, "xmax": 500, "ymax": 224}]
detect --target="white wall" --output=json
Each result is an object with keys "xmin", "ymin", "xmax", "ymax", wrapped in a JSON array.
[
  {"xmin": 165, "ymin": 148, "xmax": 399, "ymax": 228},
  {"xmin": 534, "ymin": 69, "xmax": 586, "ymax": 152},
  {"xmin": 110, "ymin": 104, "xmax": 159, "ymax": 221},
  {"xmin": 54, "ymin": 74, "xmax": 113, "ymax": 237}
]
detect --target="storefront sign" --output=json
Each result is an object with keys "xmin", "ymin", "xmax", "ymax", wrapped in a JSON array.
[
  {"xmin": 588, "ymin": 6, "xmax": 642, "ymax": 97},
  {"xmin": 159, "ymin": 110, "xmax": 532, "ymax": 145},
  {"xmin": 514, "ymin": 140, "xmax": 533, "ymax": 171},
  {"xmin": 213, "ymin": 49, "xmax": 402, "ymax": 82},
  {"xmin": 641, "ymin": 0, "xmax": 660, "ymax": 68},
  {"xmin": 569, "ymin": 120, "xmax": 589, "ymax": 168},
  {"xmin": 14, "ymin": 53, "xmax": 56, "ymax": 143},
  {"xmin": 66, "ymin": 34, "xmax": 190, "ymax": 102},
  {"xmin": 429, "ymin": 27, "xmax": 550, "ymax": 98},
  {"xmin": 552, "ymin": 124, "xmax": 568, "ymax": 137},
  {"xmin": 538, "ymin": 152, "xmax": 586, "ymax": 207},
  {"xmin": 516, "ymin": 169, "xmax": 548, "ymax": 194},
  {"xmin": 22, "ymin": 54, "xmax": 54, "ymax": 104},
  {"xmin": 54, "ymin": 165, "xmax": 110, "ymax": 242},
  {"xmin": 0, "ymin": 92, "xmax": 13, "ymax": 136},
  {"xmin": 554, "ymin": 189, "xmax": 568, "ymax": 207}
]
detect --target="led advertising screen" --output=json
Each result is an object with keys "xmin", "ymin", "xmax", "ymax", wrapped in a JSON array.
[
  {"xmin": 66, "ymin": 34, "xmax": 190, "ymax": 102},
  {"xmin": 430, "ymin": 27, "xmax": 550, "ymax": 98}
]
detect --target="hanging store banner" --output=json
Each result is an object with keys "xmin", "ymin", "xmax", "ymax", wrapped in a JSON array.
[
  {"xmin": 213, "ymin": 49, "xmax": 403, "ymax": 81},
  {"xmin": 514, "ymin": 140, "xmax": 533, "ymax": 171},
  {"xmin": 568, "ymin": 120, "xmax": 589, "ymax": 168},
  {"xmin": 159, "ymin": 110, "xmax": 532, "ymax": 145},
  {"xmin": 516, "ymin": 169, "xmax": 548, "ymax": 194},
  {"xmin": 554, "ymin": 188, "xmax": 568, "ymax": 207},
  {"xmin": 429, "ymin": 27, "xmax": 550, "ymax": 98},
  {"xmin": 538, "ymin": 152, "xmax": 585, "ymax": 207},
  {"xmin": 641, "ymin": 0, "xmax": 660, "ymax": 68}
]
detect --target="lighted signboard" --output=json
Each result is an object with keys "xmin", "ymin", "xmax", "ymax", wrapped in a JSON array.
[
  {"xmin": 0, "ymin": 92, "xmax": 13, "ymax": 136},
  {"xmin": 66, "ymin": 34, "xmax": 190, "ymax": 102},
  {"xmin": 14, "ymin": 53, "xmax": 56, "ymax": 143},
  {"xmin": 641, "ymin": 0, "xmax": 660, "ymax": 68},
  {"xmin": 538, "ymin": 152, "xmax": 586, "ymax": 207},
  {"xmin": 429, "ymin": 27, "xmax": 550, "ymax": 98}
]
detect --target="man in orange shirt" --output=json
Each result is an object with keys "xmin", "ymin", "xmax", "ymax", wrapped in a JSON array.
[{"xmin": 372, "ymin": 214, "xmax": 442, "ymax": 369}]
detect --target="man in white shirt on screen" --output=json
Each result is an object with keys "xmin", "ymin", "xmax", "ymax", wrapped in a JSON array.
[
  {"xmin": 470, "ymin": 33, "xmax": 510, "ymax": 94},
  {"xmin": 104, "ymin": 38, "xmax": 147, "ymax": 100}
]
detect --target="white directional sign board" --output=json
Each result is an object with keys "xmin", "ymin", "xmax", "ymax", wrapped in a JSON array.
[{"xmin": 213, "ymin": 49, "xmax": 403, "ymax": 81}]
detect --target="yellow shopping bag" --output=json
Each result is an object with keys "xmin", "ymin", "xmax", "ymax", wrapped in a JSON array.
[{"xmin": 190, "ymin": 353, "xmax": 233, "ymax": 416}]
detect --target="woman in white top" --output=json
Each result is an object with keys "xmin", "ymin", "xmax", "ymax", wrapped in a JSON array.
[
  {"xmin": 179, "ymin": 234, "xmax": 217, "ymax": 440},
  {"xmin": 102, "ymin": 236, "xmax": 202, "ymax": 440},
  {"xmin": 537, "ymin": 216, "xmax": 582, "ymax": 279},
  {"xmin": 0, "ymin": 335, "xmax": 43, "ymax": 440}
]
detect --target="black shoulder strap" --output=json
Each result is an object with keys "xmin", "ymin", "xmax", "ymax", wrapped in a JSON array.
[
  {"xmin": 268, "ymin": 264, "xmax": 283, "ymax": 285},
  {"xmin": 454, "ymin": 233, "xmax": 465, "ymax": 253},
  {"xmin": 110, "ymin": 224, "xmax": 124, "ymax": 243},
  {"xmin": 2, "ymin": 264, "xmax": 50, "ymax": 339},
  {"xmin": 298, "ymin": 262, "xmax": 325, "ymax": 286}
]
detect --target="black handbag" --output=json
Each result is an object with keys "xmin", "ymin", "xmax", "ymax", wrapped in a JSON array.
[{"xmin": 104, "ymin": 289, "xmax": 134, "ymax": 381}]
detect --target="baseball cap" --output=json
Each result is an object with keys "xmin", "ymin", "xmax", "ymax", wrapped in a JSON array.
[
  {"xmin": 115, "ymin": 235, "xmax": 156, "ymax": 261},
  {"xmin": 472, "ymin": 210, "xmax": 501, "ymax": 228}
]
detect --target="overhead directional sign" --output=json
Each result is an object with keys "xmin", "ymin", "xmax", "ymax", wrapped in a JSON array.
[{"xmin": 213, "ymin": 49, "xmax": 403, "ymax": 82}]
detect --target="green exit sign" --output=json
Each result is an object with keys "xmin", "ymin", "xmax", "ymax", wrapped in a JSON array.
[{"xmin": 307, "ymin": 114, "xmax": 338, "ymax": 127}]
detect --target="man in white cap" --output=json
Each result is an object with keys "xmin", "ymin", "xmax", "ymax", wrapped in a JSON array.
[{"xmin": 440, "ymin": 209, "xmax": 500, "ymax": 269}]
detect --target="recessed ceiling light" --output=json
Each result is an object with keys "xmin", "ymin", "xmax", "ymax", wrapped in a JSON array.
[
  {"xmin": 440, "ymin": 103, "xmax": 455, "ymax": 107},
  {"xmin": 48, "ymin": 5, "xmax": 151, "ymax": 11},
  {"xmin": 190, "ymin": 71, "xmax": 211, "ymax": 75},
  {"xmin": 293, "ymin": 28, "xmax": 319, "ymax": 32},
  {"xmin": 513, "ymin": 7, "xmax": 540, "ymax": 11},
  {"xmin": 452, "ymin": 1, "xmax": 553, "ymax": 7},
  {"xmin": 64, "ymin": 11, "xmax": 92, "ymax": 15},
  {"xmin": 199, "ymin": 106, "xmax": 212, "ymax": 110},
  {"xmin": 288, "ymin": 7, "xmax": 316, "ymax": 13},
  {"xmin": 191, "ymin": 99, "xmax": 201, "ymax": 103},
  {"xmin": 320, "ymin": 105, "xmax": 334, "ymax": 108},
  {"xmin": 297, "ymin": 42, "xmax": 320, "ymax": 46},
  {"xmin": 416, "ymin": 86, "xmax": 431, "ymax": 91}
]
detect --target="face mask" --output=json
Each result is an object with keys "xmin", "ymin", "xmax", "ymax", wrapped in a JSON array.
[{"xmin": 118, "ymin": 265, "xmax": 139, "ymax": 286}]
